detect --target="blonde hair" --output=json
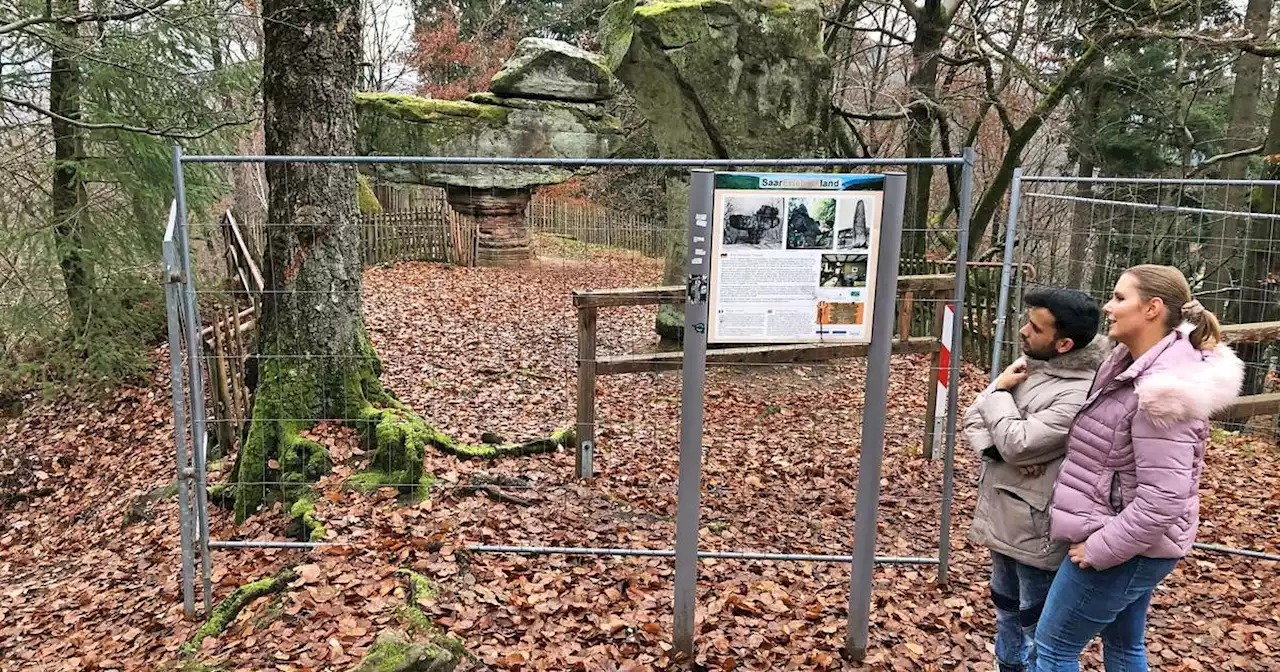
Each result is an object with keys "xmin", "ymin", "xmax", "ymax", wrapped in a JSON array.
[{"xmin": 1123, "ymin": 264, "xmax": 1222, "ymax": 351}]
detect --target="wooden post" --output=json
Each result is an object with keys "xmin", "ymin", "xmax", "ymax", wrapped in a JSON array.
[
  {"xmin": 211, "ymin": 307, "xmax": 234, "ymax": 457},
  {"xmin": 898, "ymin": 290, "xmax": 914, "ymax": 343},
  {"xmin": 922, "ymin": 288, "xmax": 951, "ymax": 460},
  {"xmin": 575, "ymin": 305, "xmax": 598, "ymax": 480}
]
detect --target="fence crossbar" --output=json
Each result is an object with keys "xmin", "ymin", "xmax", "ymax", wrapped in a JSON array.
[
  {"xmin": 180, "ymin": 155, "xmax": 967, "ymax": 167},
  {"xmin": 1024, "ymin": 191, "xmax": 1280, "ymax": 221},
  {"xmin": 1020, "ymin": 175, "xmax": 1280, "ymax": 187},
  {"xmin": 467, "ymin": 545, "xmax": 938, "ymax": 564}
]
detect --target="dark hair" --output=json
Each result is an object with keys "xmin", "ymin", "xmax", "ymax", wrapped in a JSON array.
[{"xmin": 1023, "ymin": 288, "xmax": 1101, "ymax": 351}]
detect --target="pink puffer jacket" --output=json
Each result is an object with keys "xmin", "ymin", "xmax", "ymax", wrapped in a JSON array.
[{"xmin": 1049, "ymin": 326, "xmax": 1245, "ymax": 570}]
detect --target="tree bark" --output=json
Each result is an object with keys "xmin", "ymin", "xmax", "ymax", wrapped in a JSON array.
[
  {"xmin": 902, "ymin": 0, "xmax": 952, "ymax": 259},
  {"xmin": 1205, "ymin": 0, "xmax": 1272, "ymax": 319},
  {"xmin": 1066, "ymin": 66, "xmax": 1101, "ymax": 291},
  {"xmin": 49, "ymin": 2, "xmax": 92, "ymax": 333},
  {"xmin": 234, "ymin": 0, "xmax": 397, "ymax": 519}
]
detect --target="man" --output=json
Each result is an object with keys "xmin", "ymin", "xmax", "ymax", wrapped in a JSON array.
[{"xmin": 963, "ymin": 288, "xmax": 1109, "ymax": 672}]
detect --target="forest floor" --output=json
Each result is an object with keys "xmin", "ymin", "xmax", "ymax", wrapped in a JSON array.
[{"xmin": 1, "ymin": 236, "xmax": 1278, "ymax": 671}]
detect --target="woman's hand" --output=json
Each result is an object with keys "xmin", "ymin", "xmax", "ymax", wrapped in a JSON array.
[{"xmin": 1068, "ymin": 541, "xmax": 1090, "ymax": 568}]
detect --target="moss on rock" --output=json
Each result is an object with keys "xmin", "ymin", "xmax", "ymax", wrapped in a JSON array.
[
  {"xmin": 357, "ymin": 174, "xmax": 383, "ymax": 215},
  {"xmin": 350, "ymin": 629, "xmax": 459, "ymax": 672},
  {"xmin": 355, "ymin": 92, "xmax": 511, "ymax": 125},
  {"xmin": 288, "ymin": 497, "xmax": 327, "ymax": 542}
]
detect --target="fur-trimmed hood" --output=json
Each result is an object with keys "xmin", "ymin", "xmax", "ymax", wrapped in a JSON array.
[
  {"xmin": 1136, "ymin": 340, "xmax": 1245, "ymax": 423},
  {"xmin": 1109, "ymin": 325, "xmax": 1246, "ymax": 423},
  {"xmin": 1026, "ymin": 333, "xmax": 1112, "ymax": 380}
]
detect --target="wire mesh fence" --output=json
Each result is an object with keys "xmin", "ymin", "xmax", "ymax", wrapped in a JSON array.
[
  {"xmin": 999, "ymin": 174, "xmax": 1280, "ymax": 409},
  {"xmin": 164, "ymin": 150, "xmax": 989, "ymax": 664}
]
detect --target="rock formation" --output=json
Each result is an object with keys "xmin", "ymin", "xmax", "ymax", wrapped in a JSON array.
[
  {"xmin": 356, "ymin": 38, "xmax": 623, "ymax": 266},
  {"xmin": 599, "ymin": 0, "xmax": 832, "ymax": 339}
]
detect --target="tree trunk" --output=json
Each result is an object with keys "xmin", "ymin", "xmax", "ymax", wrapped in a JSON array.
[
  {"xmin": 1066, "ymin": 68, "xmax": 1101, "ymax": 291},
  {"xmin": 49, "ymin": 5, "xmax": 92, "ymax": 334},
  {"xmin": 902, "ymin": 1, "xmax": 949, "ymax": 259},
  {"xmin": 234, "ymin": 0, "xmax": 572, "ymax": 519},
  {"xmin": 232, "ymin": 0, "xmax": 371, "ymax": 520},
  {"xmin": 1236, "ymin": 92, "xmax": 1280, "ymax": 396},
  {"xmin": 1206, "ymin": 0, "xmax": 1272, "ymax": 319}
]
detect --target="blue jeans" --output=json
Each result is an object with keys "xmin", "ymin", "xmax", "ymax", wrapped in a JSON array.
[
  {"xmin": 1032, "ymin": 554, "xmax": 1179, "ymax": 671},
  {"xmin": 990, "ymin": 551, "xmax": 1057, "ymax": 672}
]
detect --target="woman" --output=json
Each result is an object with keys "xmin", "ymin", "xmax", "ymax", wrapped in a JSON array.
[{"xmin": 1032, "ymin": 265, "xmax": 1245, "ymax": 671}]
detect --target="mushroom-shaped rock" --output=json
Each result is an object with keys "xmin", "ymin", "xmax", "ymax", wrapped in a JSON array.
[
  {"xmin": 490, "ymin": 37, "xmax": 617, "ymax": 102},
  {"xmin": 355, "ymin": 86, "xmax": 623, "ymax": 265}
]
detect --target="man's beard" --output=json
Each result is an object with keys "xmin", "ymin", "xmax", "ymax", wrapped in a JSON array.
[{"xmin": 1021, "ymin": 340, "xmax": 1057, "ymax": 361}]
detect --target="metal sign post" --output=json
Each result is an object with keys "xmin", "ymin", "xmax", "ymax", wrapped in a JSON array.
[
  {"xmin": 844, "ymin": 172, "xmax": 906, "ymax": 661},
  {"xmin": 672, "ymin": 169, "xmax": 714, "ymax": 659}
]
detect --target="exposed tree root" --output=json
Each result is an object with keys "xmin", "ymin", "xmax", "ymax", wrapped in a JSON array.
[
  {"xmin": 456, "ymin": 474, "xmax": 535, "ymax": 506},
  {"xmin": 427, "ymin": 425, "xmax": 576, "ymax": 460},
  {"xmin": 287, "ymin": 497, "xmax": 327, "ymax": 542},
  {"xmin": 347, "ymin": 570, "xmax": 465, "ymax": 672},
  {"xmin": 232, "ymin": 330, "xmax": 575, "ymax": 519},
  {"xmin": 181, "ymin": 568, "xmax": 297, "ymax": 656}
]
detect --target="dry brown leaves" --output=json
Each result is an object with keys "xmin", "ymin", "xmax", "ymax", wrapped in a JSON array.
[{"xmin": 1, "ymin": 244, "xmax": 1277, "ymax": 671}]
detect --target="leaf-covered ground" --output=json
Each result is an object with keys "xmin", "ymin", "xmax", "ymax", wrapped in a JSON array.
[{"xmin": 1, "ymin": 239, "xmax": 1277, "ymax": 671}]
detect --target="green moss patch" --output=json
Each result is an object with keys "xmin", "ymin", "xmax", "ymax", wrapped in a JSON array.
[
  {"xmin": 181, "ymin": 568, "xmax": 297, "ymax": 657},
  {"xmin": 354, "ymin": 92, "xmax": 510, "ymax": 125}
]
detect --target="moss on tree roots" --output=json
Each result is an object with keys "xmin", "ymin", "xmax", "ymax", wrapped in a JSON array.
[
  {"xmin": 181, "ymin": 568, "xmax": 297, "ymax": 657},
  {"xmin": 230, "ymin": 330, "xmax": 575, "ymax": 521},
  {"xmin": 347, "ymin": 569, "xmax": 466, "ymax": 672}
]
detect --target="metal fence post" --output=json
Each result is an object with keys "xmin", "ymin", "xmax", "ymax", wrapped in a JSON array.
[
  {"xmin": 845, "ymin": 172, "xmax": 907, "ymax": 661},
  {"xmin": 937, "ymin": 148, "xmax": 975, "ymax": 588},
  {"xmin": 672, "ymin": 169, "xmax": 714, "ymax": 661},
  {"xmin": 991, "ymin": 168, "xmax": 1023, "ymax": 380},
  {"xmin": 173, "ymin": 145, "xmax": 214, "ymax": 612},
  {"xmin": 163, "ymin": 203, "xmax": 197, "ymax": 620}
]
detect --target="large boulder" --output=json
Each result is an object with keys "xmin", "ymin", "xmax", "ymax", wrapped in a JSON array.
[
  {"xmin": 490, "ymin": 37, "xmax": 616, "ymax": 102},
  {"xmin": 599, "ymin": 0, "xmax": 832, "ymax": 339},
  {"xmin": 599, "ymin": 0, "xmax": 831, "ymax": 159}
]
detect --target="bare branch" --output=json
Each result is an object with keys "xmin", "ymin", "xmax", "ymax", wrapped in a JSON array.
[
  {"xmin": 1113, "ymin": 28, "xmax": 1280, "ymax": 57},
  {"xmin": 899, "ymin": 0, "xmax": 921, "ymax": 22},
  {"xmin": 0, "ymin": 0, "xmax": 178, "ymax": 35},
  {"xmin": 1, "ymin": 95, "xmax": 254, "ymax": 139},
  {"xmin": 823, "ymin": 19, "xmax": 912, "ymax": 45},
  {"xmin": 832, "ymin": 105, "xmax": 910, "ymax": 121},
  {"xmin": 1187, "ymin": 144, "xmax": 1267, "ymax": 177}
]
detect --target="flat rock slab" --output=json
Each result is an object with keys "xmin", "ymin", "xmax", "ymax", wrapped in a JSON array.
[{"xmin": 490, "ymin": 37, "xmax": 617, "ymax": 102}]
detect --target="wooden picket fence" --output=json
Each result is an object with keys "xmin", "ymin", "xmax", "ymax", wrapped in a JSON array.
[
  {"xmin": 899, "ymin": 258, "xmax": 1034, "ymax": 364},
  {"xmin": 526, "ymin": 196, "xmax": 667, "ymax": 257}
]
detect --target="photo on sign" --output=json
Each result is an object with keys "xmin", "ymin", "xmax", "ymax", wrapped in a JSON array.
[
  {"xmin": 785, "ymin": 197, "xmax": 836, "ymax": 249},
  {"xmin": 721, "ymin": 195, "xmax": 784, "ymax": 250},
  {"xmin": 820, "ymin": 253, "xmax": 868, "ymax": 288},
  {"xmin": 834, "ymin": 197, "xmax": 872, "ymax": 251},
  {"xmin": 817, "ymin": 301, "xmax": 864, "ymax": 326}
]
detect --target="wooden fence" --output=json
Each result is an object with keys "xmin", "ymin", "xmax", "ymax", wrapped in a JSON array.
[
  {"xmin": 526, "ymin": 196, "xmax": 667, "ymax": 257},
  {"xmin": 572, "ymin": 274, "xmax": 959, "ymax": 473},
  {"xmin": 899, "ymin": 258, "xmax": 1033, "ymax": 365}
]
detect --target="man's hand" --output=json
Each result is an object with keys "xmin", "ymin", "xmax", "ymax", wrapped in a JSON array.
[
  {"xmin": 1017, "ymin": 463, "xmax": 1046, "ymax": 478},
  {"xmin": 994, "ymin": 358, "xmax": 1029, "ymax": 391},
  {"xmin": 1068, "ymin": 541, "xmax": 1090, "ymax": 568}
]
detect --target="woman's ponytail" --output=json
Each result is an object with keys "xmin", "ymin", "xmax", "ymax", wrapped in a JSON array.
[{"xmin": 1182, "ymin": 299, "xmax": 1223, "ymax": 351}]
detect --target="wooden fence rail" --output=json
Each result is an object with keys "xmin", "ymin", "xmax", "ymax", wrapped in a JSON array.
[{"xmin": 571, "ymin": 273, "xmax": 958, "ymax": 477}]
